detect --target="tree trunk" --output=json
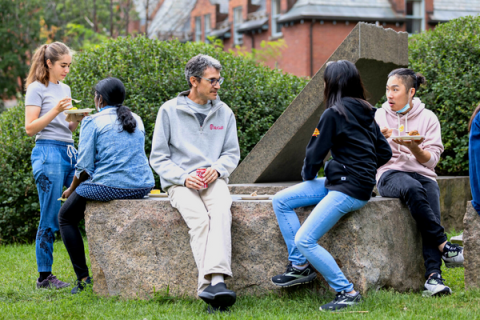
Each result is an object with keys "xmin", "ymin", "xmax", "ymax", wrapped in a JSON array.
[
  {"xmin": 145, "ymin": 0, "xmax": 149, "ymax": 38},
  {"xmin": 110, "ymin": 0, "xmax": 114, "ymax": 37},
  {"xmin": 125, "ymin": 0, "xmax": 131, "ymax": 36},
  {"xmin": 93, "ymin": 0, "xmax": 97, "ymax": 32}
]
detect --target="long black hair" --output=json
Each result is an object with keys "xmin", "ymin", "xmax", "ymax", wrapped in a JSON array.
[
  {"xmin": 388, "ymin": 68, "xmax": 427, "ymax": 96},
  {"xmin": 95, "ymin": 77, "xmax": 136, "ymax": 133},
  {"xmin": 323, "ymin": 60, "xmax": 371, "ymax": 118}
]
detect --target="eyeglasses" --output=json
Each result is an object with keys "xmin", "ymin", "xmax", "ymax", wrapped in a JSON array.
[{"xmin": 197, "ymin": 76, "xmax": 224, "ymax": 86}]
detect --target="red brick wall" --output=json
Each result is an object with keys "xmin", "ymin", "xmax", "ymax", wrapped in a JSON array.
[
  {"xmin": 270, "ymin": 21, "xmax": 405, "ymax": 78},
  {"xmin": 191, "ymin": 0, "xmax": 218, "ymax": 41},
  {"xmin": 390, "ymin": 0, "xmax": 406, "ymax": 13}
]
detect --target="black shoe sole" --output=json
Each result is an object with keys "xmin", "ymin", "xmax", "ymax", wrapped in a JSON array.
[
  {"xmin": 432, "ymin": 287, "xmax": 452, "ymax": 297},
  {"xmin": 271, "ymin": 272, "xmax": 317, "ymax": 287},
  {"xmin": 199, "ymin": 291, "xmax": 236, "ymax": 308}
]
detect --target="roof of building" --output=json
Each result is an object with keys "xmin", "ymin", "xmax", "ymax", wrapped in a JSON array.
[
  {"xmin": 278, "ymin": 0, "xmax": 403, "ymax": 23},
  {"xmin": 147, "ymin": 0, "xmax": 197, "ymax": 40},
  {"xmin": 237, "ymin": 17, "xmax": 269, "ymax": 33},
  {"xmin": 430, "ymin": 0, "xmax": 480, "ymax": 22},
  {"xmin": 209, "ymin": 26, "xmax": 231, "ymax": 38}
]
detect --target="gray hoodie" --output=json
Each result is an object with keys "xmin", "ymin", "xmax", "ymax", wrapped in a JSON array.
[{"xmin": 150, "ymin": 91, "xmax": 240, "ymax": 191}]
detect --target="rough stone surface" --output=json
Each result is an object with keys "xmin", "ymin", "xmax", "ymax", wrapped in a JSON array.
[
  {"xmin": 437, "ymin": 177, "xmax": 472, "ymax": 232},
  {"xmin": 229, "ymin": 23, "xmax": 408, "ymax": 184},
  {"xmin": 229, "ymin": 176, "xmax": 471, "ymax": 232},
  {"xmin": 85, "ymin": 196, "xmax": 425, "ymax": 299},
  {"xmin": 464, "ymin": 201, "xmax": 480, "ymax": 291}
]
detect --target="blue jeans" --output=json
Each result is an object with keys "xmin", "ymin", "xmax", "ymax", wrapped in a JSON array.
[
  {"xmin": 31, "ymin": 140, "xmax": 76, "ymax": 272},
  {"xmin": 272, "ymin": 178, "xmax": 368, "ymax": 292}
]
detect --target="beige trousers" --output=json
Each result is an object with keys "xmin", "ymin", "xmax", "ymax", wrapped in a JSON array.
[{"xmin": 168, "ymin": 179, "xmax": 233, "ymax": 294}]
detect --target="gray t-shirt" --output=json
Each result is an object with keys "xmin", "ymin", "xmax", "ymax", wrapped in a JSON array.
[
  {"xmin": 186, "ymin": 97, "xmax": 212, "ymax": 127},
  {"xmin": 25, "ymin": 81, "xmax": 73, "ymax": 143}
]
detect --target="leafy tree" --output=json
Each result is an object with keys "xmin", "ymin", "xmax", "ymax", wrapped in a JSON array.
[
  {"xmin": 0, "ymin": 0, "xmax": 44, "ymax": 97},
  {"xmin": 409, "ymin": 15, "xmax": 480, "ymax": 175}
]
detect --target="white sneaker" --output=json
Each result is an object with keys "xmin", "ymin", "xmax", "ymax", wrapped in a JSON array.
[
  {"xmin": 422, "ymin": 273, "xmax": 452, "ymax": 297},
  {"xmin": 450, "ymin": 233, "xmax": 463, "ymax": 246},
  {"xmin": 442, "ymin": 242, "xmax": 464, "ymax": 268}
]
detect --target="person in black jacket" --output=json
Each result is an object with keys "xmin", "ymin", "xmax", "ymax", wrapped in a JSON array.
[{"xmin": 271, "ymin": 60, "xmax": 392, "ymax": 312}]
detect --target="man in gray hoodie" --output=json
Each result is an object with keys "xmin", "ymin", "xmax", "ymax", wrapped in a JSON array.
[{"xmin": 150, "ymin": 54, "xmax": 240, "ymax": 311}]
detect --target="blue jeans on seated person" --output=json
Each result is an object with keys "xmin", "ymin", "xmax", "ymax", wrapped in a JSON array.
[
  {"xmin": 31, "ymin": 140, "xmax": 76, "ymax": 273},
  {"xmin": 272, "ymin": 178, "xmax": 368, "ymax": 293}
]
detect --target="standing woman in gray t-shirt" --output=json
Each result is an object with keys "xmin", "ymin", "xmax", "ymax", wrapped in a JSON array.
[{"xmin": 25, "ymin": 42, "xmax": 85, "ymax": 289}]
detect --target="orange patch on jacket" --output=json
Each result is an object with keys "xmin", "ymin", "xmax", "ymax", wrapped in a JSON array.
[{"xmin": 312, "ymin": 128, "xmax": 320, "ymax": 137}]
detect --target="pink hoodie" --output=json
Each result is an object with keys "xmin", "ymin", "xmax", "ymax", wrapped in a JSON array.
[{"xmin": 375, "ymin": 97, "xmax": 444, "ymax": 181}]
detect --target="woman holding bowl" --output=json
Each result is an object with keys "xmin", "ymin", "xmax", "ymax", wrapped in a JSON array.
[
  {"xmin": 58, "ymin": 77, "xmax": 154, "ymax": 294},
  {"xmin": 25, "ymin": 41, "xmax": 85, "ymax": 289}
]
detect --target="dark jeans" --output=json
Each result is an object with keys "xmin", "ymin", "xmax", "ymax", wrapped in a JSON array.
[
  {"xmin": 58, "ymin": 191, "xmax": 89, "ymax": 281},
  {"xmin": 377, "ymin": 170, "xmax": 447, "ymax": 279}
]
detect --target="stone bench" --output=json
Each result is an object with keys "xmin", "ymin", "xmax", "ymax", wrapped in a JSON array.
[
  {"xmin": 228, "ymin": 176, "xmax": 472, "ymax": 233},
  {"xmin": 464, "ymin": 201, "xmax": 480, "ymax": 290},
  {"xmin": 85, "ymin": 195, "xmax": 427, "ymax": 299}
]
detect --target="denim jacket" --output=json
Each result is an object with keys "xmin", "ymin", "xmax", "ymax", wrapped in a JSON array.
[{"xmin": 75, "ymin": 107, "xmax": 155, "ymax": 189}]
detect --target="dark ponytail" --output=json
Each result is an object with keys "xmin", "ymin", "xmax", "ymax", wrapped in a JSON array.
[
  {"xmin": 388, "ymin": 68, "xmax": 427, "ymax": 95},
  {"xmin": 116, "ymin": 105, "xmax": 136, "ymax": 133},
  {"xmin": 95, "ymin": 77, "xmax": 136, "ymax": 133}
]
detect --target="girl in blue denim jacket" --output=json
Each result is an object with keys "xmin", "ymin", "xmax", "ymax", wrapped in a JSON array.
[{"xmin": 58, "ymin": 77, "xmax": 154, "ymax": 294}]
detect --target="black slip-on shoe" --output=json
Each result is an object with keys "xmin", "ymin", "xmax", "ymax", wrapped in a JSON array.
[
  {"xmin": 207, "ymin": 305, "xmax": 230, "ymax": 314},
  {"xmin": 199, "ymin": 283, "xmax": 236, "ymax": 308}
]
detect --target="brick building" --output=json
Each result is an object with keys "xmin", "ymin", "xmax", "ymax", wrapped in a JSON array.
[{"xmin": 144, "ymin": 0, "xmax": 480, "ymax": 77}]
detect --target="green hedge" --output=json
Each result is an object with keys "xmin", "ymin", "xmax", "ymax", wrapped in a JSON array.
[
  {"xmin": 0, "ymin": 37, "xmax": 308, "ymax": 244},
  {"xmin": 65, "ymin": 36, "xmax": 309, "ymax": 189},
  {"xmin": 409, "ymin": 15, "xmax": 480, "ymax": 175},
  {"xmin": 0, "ymin": 102, "xmax": 39, "ymax": 243}
]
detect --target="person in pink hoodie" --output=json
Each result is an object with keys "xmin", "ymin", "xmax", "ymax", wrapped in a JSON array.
[{"xmin": 375, "ymin": 68, "xmax": 464, "ymax": 297}]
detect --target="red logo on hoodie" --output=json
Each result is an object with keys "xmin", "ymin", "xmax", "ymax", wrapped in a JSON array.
[{"xmin": 210, "ymin": 124, "xmax": 224, "ymax": 130}]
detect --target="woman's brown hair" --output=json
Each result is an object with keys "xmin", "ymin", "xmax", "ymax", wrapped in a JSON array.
[
  {"xmin": 25, "ymin": 42, "xmax": 71, "ymax": 89},
  {"xmin": 469, "ymin": 103, "xmax": 480, "ymax": 132}
]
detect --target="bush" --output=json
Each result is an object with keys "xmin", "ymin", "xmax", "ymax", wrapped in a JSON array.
[
  {"xmin": 0, "ymin": 102, "xmax": 39, "ymax": 244},
  {"xmin": 65, "ymin": 36, "xmax": 309, "ymax": 189},
  {"xmin": 0, "ymin": 37, "xmax": 308, "ymax": 244},
  {"xmin": 409, "ymin": 15, "xmax": 480, "ymax": 175}
]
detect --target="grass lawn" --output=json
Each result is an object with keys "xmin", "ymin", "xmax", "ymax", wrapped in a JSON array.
[{"xmin": 1, "ymin": 231, "xmax": 479, "ymax": 319}]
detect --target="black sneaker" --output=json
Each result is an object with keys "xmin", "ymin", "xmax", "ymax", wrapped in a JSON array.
[
  {"xmin": 442, "ymin": 242, "xmax": 464, "ymax": 268},
  {"xmin": 319, "ymin": 291, "xmax": 362, "ymax": 311},
  {"xmin": 422, "ymin": 273, "xmax": 452, "ymax": 297},
  {"xmin": 36, "ymin": 274, "xmax": 70, "ymax": 289},
  {"xmin": 271, "ymin": 262, "xmax": 316, "ymax": 287},
  {"xmin": 198, "ymin": 283, "xmax": 236, "ymax": 308},
  {"xmin": 71, "ymin": 276, "xmax": 92, "ymax": 294}
]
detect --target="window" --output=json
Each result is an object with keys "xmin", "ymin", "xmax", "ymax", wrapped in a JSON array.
[
  {"xmin": 271, "ymin": 0, "xmax": 282, "ymax": 37},
  {"xmin": 233, "ymin": 6, "xmax": 243, "ymax": 45},
  {"xmin": 195, "ymin": 16, "xmax": 202, "ymax": 42},
  {"xmin": 406, "ymin": 0, "xmax": 424, "ymax": 34},
  {"xmin": 204, "ymin": 14, "xmax": 211, "ymax": 42}
]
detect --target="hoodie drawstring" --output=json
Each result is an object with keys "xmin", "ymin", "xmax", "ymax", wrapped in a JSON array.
[
  {"xmin": 396, "ymin": 113, "xmax": 409, "ymax": 152},
  {"xmin": 67, "ymin": 145, "xmax": 78, "ymax": 166}
]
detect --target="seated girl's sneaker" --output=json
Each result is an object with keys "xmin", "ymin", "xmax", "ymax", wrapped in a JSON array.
[
  {"xmin": 271, "ymin": 262, "xmax": 317, "ymax": 287},
  {"xmin": 442, "ymin": 242, "xmax": 464, "ymax": 268},
  {"xmin": 319, "ymin": 291, "xmax": 362, "ymax": 311},
  {"xmin": 423, "ymin": 273, "xmax": 452, "ymax": 297}
]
